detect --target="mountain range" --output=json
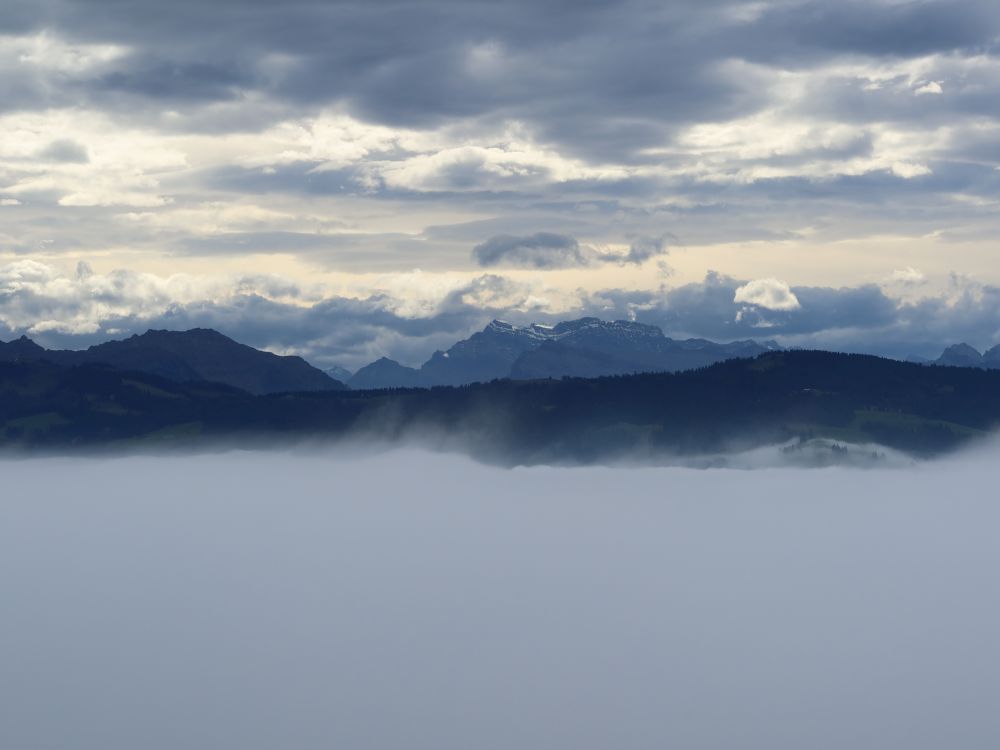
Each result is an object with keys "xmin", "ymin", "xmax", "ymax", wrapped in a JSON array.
[
  {"xmin": 347, "ymin": 318, "xmax": 782, "ymax": 389},
  {"xmin": 2, "ymin": 320, "xmax": 998, "ymax": 398},
  {"xmin": 0, "ymin": 328, "xmax": 345, "ymax": 394}
]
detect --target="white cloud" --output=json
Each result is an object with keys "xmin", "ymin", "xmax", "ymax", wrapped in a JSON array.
[
  {"xmin": 0, "ymin": 258, "xmax": 582, "ymax": 340},
  {"xmin": 239, "ymin": 114, "xmax": 628, "ymax": 192},
  {"xmin": 250, "ymin": 113, "xmax": 412, "ymax": 171},
  {"xmin": 375, "ymin": 141, "xmax": 627, "ymax": 192},
  {"xmin": 0, "ymin": 259, "xmax": 270, "ymax": 335},
  {"xmin": 889, "ymin": 161, "xmax": 932, "ymax": 178},
  {"xmin": 733, "ymin": 278, "xmax": 801, "ymax": 311},
  {"xmin": 0, "ymin": 110, "xmax": 186, "ymax": 207},
  {"xmin": 888, "ymin": 267, "xmax": 927, "ymax": 285},
  {"xmin": 675, "ymin": 106, "xmax": 937, "ymax": 184}
]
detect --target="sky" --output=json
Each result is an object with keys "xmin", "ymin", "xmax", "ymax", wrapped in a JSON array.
[
  {"xmin": 4, "ymin": 448, "xmax": 1000, "ymax": 749},
  {"xmin": 2, "ymin": 0, "xmax": 1000, "ymax": 367}
]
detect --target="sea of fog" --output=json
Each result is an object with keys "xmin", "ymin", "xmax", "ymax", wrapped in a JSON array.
[{"xmin": 3, "ymin": 448, "xmax": 1000, "ymax": 750}]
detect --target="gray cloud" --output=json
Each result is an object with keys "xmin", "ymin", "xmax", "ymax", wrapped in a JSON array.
[
  {"xmin": 4, "ymin": 1, "xmax": 996, "ymax": 150},
  {"xmin": 650, "ymin": 273, "xmax": 900, "ymax": 340},
  {"xmin": 640, "ymin": 273, "xmax": 1000, "ymax": 359},
  {"xmin": 96, "ymin": 58, "xmax": 254, "ymax": 102},
  {"xmin": 473, "ymin": 233, "xmax": 588, "ymax": 269},
  {"xmin": 37, "ymin": 139, "xmax": 90, "ymax": 164},
  {"xmin": 594, "ymin": 234, "xmax": 673, "ymax": 265},
  {"xmin": 473, "ymin": 232, "xmax": 672, "ymax": 269},
  {"xmin": 756, "ymin": 0, "xmax": 1000, "ymax": 58}
]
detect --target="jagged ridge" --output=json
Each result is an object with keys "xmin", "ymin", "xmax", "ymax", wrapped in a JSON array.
[{"xmin": 351, "ymin": 317, "xmax": 781, "ymax": 389}]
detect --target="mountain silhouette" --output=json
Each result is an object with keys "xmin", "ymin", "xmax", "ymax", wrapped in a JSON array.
[
  {"xmin": 0, "ymin": 328, "xmax": 346, "ymax": 394},
  {"xmin": 509, "ymin": 318, "xmax": 778, "ymax": 379},
  {"xmin": 933, "ymin": 343, "xmax": 1000, "ymax": 370},
  {"xmin": 418, "ymin": 320, "xmax": 552, "ymax": 386},
  {"xmin": 325, "ymin": 365, "xmax": 353, "ymax": 382},
  {"xmin": 351, "ymin": 318, "xmax": 781, "ymax": 389},
  {"xmin": 0, "ymin": 335, "xmax": 48, "ymax": 362},
  {"xmin": 348, "ymin": 357, "xmax": 428, "ymax": 389}
]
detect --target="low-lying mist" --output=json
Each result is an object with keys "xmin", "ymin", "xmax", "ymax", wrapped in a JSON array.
[{"xmin": 2, "ymin": 448, "xmax": 999, "ymax": 749}]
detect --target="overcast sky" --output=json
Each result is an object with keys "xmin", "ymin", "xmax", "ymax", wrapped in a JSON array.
[{"xmin": 3, "ymin": 0, "xmax": 1000, "ymax": 367}]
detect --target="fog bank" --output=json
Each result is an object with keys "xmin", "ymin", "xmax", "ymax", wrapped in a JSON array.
[{"xmin": 2, "ymin": 450, "xmax": 999, "ymax": 749}]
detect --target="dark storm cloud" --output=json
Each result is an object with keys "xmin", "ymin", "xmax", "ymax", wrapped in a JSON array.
[
  {"xmin": 8, "ymin": 0, "xmax": 997, "ymax": 156},
  {"xmin": 96, "ymin": 59, "xmax": 254, "ymax": 102},
  {"xmin": 747, "ymin": 0, "xmax": 1000, "ymax": 60}
]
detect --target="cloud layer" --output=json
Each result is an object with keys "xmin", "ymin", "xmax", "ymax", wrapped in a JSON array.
[{"xmin": 2, "ymin": 1, "xmax": 1000, "ymax": 361}]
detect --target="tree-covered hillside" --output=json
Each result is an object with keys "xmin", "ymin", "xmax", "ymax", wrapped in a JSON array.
[{"xmin": 2, "ymin": 351, "xmax": 999, "ymax": 463}]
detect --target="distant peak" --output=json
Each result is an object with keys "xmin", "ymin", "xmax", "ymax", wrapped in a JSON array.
[
  {"xmin": 551, "ymin": 317, "xmax": 663, "ymax": 338},
  {"xmin": 553, "ymin": 317, "xmax": 599, "ymax": 331},
  {"xmin": 138, "ymin": 327, "xmax": 230, "ymax": 340},
  {"xmin": 485, "ymin": 319, "xmax": 516, "ymax": 331},
  {"xmin": 943, "ymin": 342, "xmax": 981, "ymax": 356},
  {"xmin": 481, "ymin": 316, "xmax": 668, "ymax": 341},
  {"xmin": 4, "ymin": 335, "xmax": 44, "ymax": 350},
  {"xmin": 935, "ymin": 343, "xmax": 984, "ymax": 367},
  {"xmin": 481, "ymin": 319, "xmax": 551, "ymax": 340}
]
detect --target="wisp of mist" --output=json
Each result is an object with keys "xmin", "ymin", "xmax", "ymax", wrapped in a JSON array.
[{"xmin": 2, "ymin": 447, "xmax": 999, "ymax": 750}]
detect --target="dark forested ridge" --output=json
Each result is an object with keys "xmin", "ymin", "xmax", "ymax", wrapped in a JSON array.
[{"xmin": 2, "ymin": 350, "xmax": 999, "ymax": 463}]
